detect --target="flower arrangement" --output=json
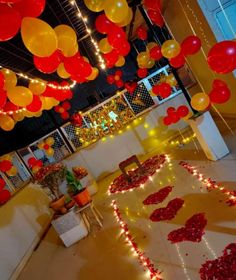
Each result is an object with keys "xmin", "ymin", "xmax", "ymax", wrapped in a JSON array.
[
  {"xmin": 72, "ymin": 166, "xmax": 88, "ymax": 180},
  {"xmin": 34, "ymin": 163, "xmax": 66, "ymax": 200}
]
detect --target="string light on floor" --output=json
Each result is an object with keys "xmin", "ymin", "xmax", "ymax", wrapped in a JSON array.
[
  {"xmin": 179, "ymin": 161, "xmax": 236, "ymax": 206},
  {"xmin": 0, "ymin": 65, "xmax": 76, "ymax": 90},
  {"xmin": 69, "ymin": 0, "xmax": 106, "ymax": 70},
  {"xmin": 111, "ymin": 200, "xmax": 162, "ymax": 280}
]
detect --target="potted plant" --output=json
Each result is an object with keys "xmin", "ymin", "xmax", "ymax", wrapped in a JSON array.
[
  {"xmin": 64, "ymin": 196, "xmax": 75, "ymax": 210},
  {"xmin": 34, "ymin": 163, "xmax": 67, "ymax": 213},
  {"xmin": 66, "ymin": 170, "xmax": 91, "ymax": 207}
]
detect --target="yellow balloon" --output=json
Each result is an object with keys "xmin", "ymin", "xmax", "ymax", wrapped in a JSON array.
[
  {"xmin": 46, "ymin": 147, "xmax": 54, "ymax": 157},
  {"xmin": 13, "ymin": 111, "xmax": 25, "ymax": 122},
  {"xmin": 84, "ymin": 0, "xmax": 104, "ymax": 12},
  {"xmin": 28, "ymin": 79, "xmax": 46, "ymax": 95},
  {"xmin": 137, "ymin": 52, "xmax": 150, "ymax": 68},
  {"xmin": 32, "ymin": 166, "xmax": 41, "ymax": 174},
  {"xmin": 0, "ymin": 154, "xmax": 12, "ymax": 161},
  {"xmin": 0, "ymin": 115, "xmax": 15, "ymax": 131},
  {"xmin": 38, "ymin": 142, "xmax": 45, "ymax": 149},
  {"xmin": 21, "ymin": 17, "xmax": 58, "ymax": 57},
  {"xmin": 24, "ymin": 110, "xmax": 36, "ymax": 118},
  {"xmin": 165, "ymin": 74, "xmax": 177, "ymax": 87},
  {"xmin": 34, "ymin": 111, "xmax": 42, "ymax": 117},
  {"xmin": 0, "ymin": 69, "xmax": 17, "ymax": 91},
  {"xmin": 115, "ymin": 56, "xmax": 125, "ymax": 67},
  {"xmin": 117, "ymin": 8, "xmax": 133, "ymax": 27},
  {"xmin": 161, "ymin": 40, "xmax": 181, "ymax": 59},
  {"xmin": 45, "ymin": 137, "xmax": 55, "ymax": 146},
  {"xmin": 41, "ymin": 97, "xmax": 59, "ymax": 110},
  {"xmin": 54, "ymin": 25, "xmax": 78, "ymax": 57},
  {"xmin": 182, "ymin": 111, "xmax": 193, "ymax": 120},
  {"xmin": 6, "ymin": 166, "xmax": 18, "ymax": 177},
  {"xmin": 104, "ymin": 0, "xmax": 129, "ymax": 23},
  {"xmin": 87, "ymin": 67, "xmax": 99, "ymax": 80},
  {"xmin": 57, "ymin": 63, "xmax": 71, "ymax": 79},
  {"xmin": 191, "ymin": 93, "xmax": 210, "ymax": 111},
  {"xmin": 7, "ymin": 86, "xmax": 33, "ymax": 107},
  {"xmin": 98, "ymin": 38, "xmax": 112, "ymax": 54},
  {"xmin": 146, "ymin": 42, "xmax": 158, "ymax": 52},
  {"xmin": 146, "ymin": 59, "xmax": 155, "ymax": 69}
]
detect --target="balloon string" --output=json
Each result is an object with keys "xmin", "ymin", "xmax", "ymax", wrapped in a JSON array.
[
  {"xmin": 133, "ymin": 43, "xmax": 140, "ymax": 54},
  {"xmin": 217, "ymin": 0, "xmax": 236, "ymax": 38}
]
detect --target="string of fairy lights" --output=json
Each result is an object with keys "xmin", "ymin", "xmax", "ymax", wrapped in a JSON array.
[{"xmin": 69, "ymin": 0, "xmax": 106, "ymax": 69}]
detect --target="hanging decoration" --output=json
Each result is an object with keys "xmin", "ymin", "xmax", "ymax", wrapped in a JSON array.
[
  {"xmin": 0, "ymin": 178, "xmax": 11, "ymax": 205},
  {"xmin": 144, "ymin": 0, "xmax": 164, "ymax": 28},
  {"xmin": 181, "ymin": 35, "xmax": 201, "ymax": 56},
  {"xmin": 190, "ymin": 92, "xmax": 210, "ymax": 111},
  {"xmin": 54, "ymin": 101, "xmax": 71, "ymax": 120},
  {"xmin": 207, "ymin": 40, "xmax": 236, "ymax": 74},
  {"xmin": 111, "ymin": 200, "xmax": 162, "ymax": 280},
  {"xmin": 136, "ymin": 25, "xmax": 148, "ymax": 41},
  {"xmin": 28, "ymin": 157, "xmax": 43, "ymax": 174},
  {"xmin": 38, "ymin": 137, "xmax": 55, "ymax": 157},
  {"xmin": 209, "ymin": 79, "xmax": 231, "ymax": 104},
  {"xmin": 152, "ymin": 82, "xmax": 172, "ymax": 98},
  {"xmin": 137, "ymin": 51, "xmax": 155, "ymax": 69},
  {"xmin": 163, "ymin": 105, "xmax": 190, "ymax": 126},
  {"xmin": 137, "ymin": 68, "xmax": 148, "ymax": 79},
  {"xmin": 106, "ymin": 70, "xmax": 124, "ymax": 88}
]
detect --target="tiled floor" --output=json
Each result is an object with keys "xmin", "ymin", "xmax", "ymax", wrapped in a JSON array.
[{"xmin": 18, "ymin": 118, "xmax": 236, "ymax": 280}]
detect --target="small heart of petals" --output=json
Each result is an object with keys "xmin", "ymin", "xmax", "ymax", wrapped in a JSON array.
[
  {"xmin": 168, "ymin": 213, "xmax": 207, "ymax": 243},
  {"xmin": 143, "ymin": 186, "xmax": 173, "ymax": 205},
  {"xmin": 150, "ymin": 198, "xmax": 184, "ymax": 222}
]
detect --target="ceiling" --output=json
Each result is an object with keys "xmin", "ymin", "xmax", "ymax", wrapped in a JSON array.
[{"xmin": 0, "ymin": 0, "xmax": 143, "ymax": 83}]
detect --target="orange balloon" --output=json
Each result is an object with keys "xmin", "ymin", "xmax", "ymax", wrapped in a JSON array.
[
  {"xmin": 98, "ymin": 38, "xmax": 112, "ymax": 54},
  {"xmin": 0, "ymin": 69, "xmax": 17, "ymax": 90},
  {"xmin": 0, "ymin": 115, "xmax": 15, "ymax": 131},
  {"xmin": 7, "ymin": 86, "xmax": 33, "ymax": 107},
  {"xmin": 117, "ymin": 8, "xmax": 133, "ymax": 27},
  {"xmin": 104, "ymin": 0, "xmax": 129, "ymax": 23},
  {"xmin": 115, "ymin": 56, "xmax": 125, "ymax": 67},
  {"xmin": 87, "ymin": 67, "xmax": 99, "ymax": 80},
  {"xmin": 161, "ymin": 40, "xmax": 181, "ymax": 59},
  {"xmin": 191, "ymin": 92, "xmax": 210, "ymax": 111}
]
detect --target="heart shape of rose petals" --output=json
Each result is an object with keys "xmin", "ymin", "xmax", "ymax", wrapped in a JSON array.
[
  {"xmin": 143, "ymin": 186, "xmax": 173, "ymax": 205},
  {"xmin": 168, "ymin": 213, "xmax": 207, "ymax": 243},
  {"xmin": 199, "ymin": 243, "xmax": 236, "ymax": 279},
  {"xmin": 150, "ymin": 198, "xmax": 184, "ymax": 222},
  {"xmin": 125, "ymin": 81, "xmax": 138, "ymax": 94}
]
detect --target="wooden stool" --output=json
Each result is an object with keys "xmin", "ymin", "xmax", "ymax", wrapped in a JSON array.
[
  {"xmin": 119, "ymin": 155, "xmax": 143, "ymax": 182},
  {"xmin": 75, "ymin": 201, "xmax": 103, "ymax": 232}
]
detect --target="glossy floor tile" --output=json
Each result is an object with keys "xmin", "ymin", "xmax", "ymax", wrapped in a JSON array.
[{"xmin": 18, "ymin": 119, "xmax": 236, "ymax": 280}]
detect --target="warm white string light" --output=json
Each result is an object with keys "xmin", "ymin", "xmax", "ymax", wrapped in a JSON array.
[
  {"xmin": 69, "ymin": 0, "xmax": 106, "ymax": 69},
  {"xmin": 0, "ymin": 108, "xmax": 26, "ymax": 116},
  {"xmin": 0, "ymin": 65, "xmax": 76, "ymax": 90}
]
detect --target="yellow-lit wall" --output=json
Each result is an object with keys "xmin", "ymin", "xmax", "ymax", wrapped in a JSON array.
[{"xmin": 163, "ymin": 0, "xmax": 236, "ymax": 116}]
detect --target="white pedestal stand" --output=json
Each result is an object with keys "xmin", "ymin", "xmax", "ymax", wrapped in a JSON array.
[
  {"xmin": 51, "ymin": 211, "xmax": 88, "ymax": 247},
  {"xmin": 187, "ymin": 111, "xmax": 229, "ymax": 161}
]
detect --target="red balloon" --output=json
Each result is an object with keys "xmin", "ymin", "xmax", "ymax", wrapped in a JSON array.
[
  {"xmin": 137, "ymin": 68, "xmax": 148, "ymax": 78},
  {"xmin": 0, "ymin": 160, "xmax": 12, "ymax": 172},
  {"xmin": 0, "ymin": 189, "xmax": 11, "ymax": 205},
  {"xmin": 125, "ymin": 81, "xmax": 138, "ymax": 94},
  {"xmin": 177, "ymin": 105, "xmax": 189, "ymax": 118},
  {"xmin": 163, "ymin": 115, "xmax": 172, "ymax": 126},
  {"xmin": 42, "ymin": 82, "xmax": 58, "ymax": 98},
  {"xmin": 169, "ymin": 53, "xmax": 185, "ymax": 68},
  {"xmin": 3, "ymin": 101, "xmax": 18, "ymax": 112},
  {"xmin": 207, "ymin": 41, "xmax": 236, "ymax": 74},
  {"xmin": 0, "ymin": 71, "xmax": 4, "ymax": 89},
  {"xmin": 0, "ymin": 0, "xmax": 21, "ymax": 2},
  {"xmin": 157, "ymin": 82, "xmax": 172, "ymax": 98},
  {"xmin": 71, "ymin": 113, "xmax": 83, "ymax": 127},
  {"xmin": 35, "ymin": 160, "xmax": 43, "ymax": 167},
  {"xmin": 212, "ymin": 79, "xmax": 228, "ymax": 89},
  {"xmin": 136, "ymin": 26, "xmax": 148, "ymax": 41},
  {"xmin": 64, "ymin": 54, "xmax": 92, "ymax": 77},
  {"xmin": 103, "ymin": 50, "xmax": 119, "ymax": 68},
  {"xmin": 26, "ymin": 95, "xmax": 42, "ymax": 112},
  {"xmin": 116, "ymin": 80, "xmax": 124, "ymax": 88},
  {"xmin": 170, "ymin": 113, "xmax": 180, "ymax": 124},
  {"xmin": 107, "ymin": 75, "xmax": 115, "ymax": 84},
  {"xmin": 13, "ymin": 0, "xmax": 45, "ymax": 18},
  {"xmin": 0, "ymin": 178, "xmax": 5, "ymax": 190},
  {"xmin": 95, "ymin": 14, "xmax": 115, "ymax": 34},
  {"xmin": 62, "ymin": 101, "xmax": 71, "ymax": 110},
  {"xmin": 71, "ymin": 73, "xmax": 87, "ymax": 84},
  {"xmin": 147, "ymin": 9, "xmax": 164, "ymax": 27},
  {"xmin": 115, "ymin": 70, "xmax": 123, "ymax": 77},
  {"xmin": 150, "ymin": 46, "xmax": 162, "ymax": 60},
  {"xmin": 28, "ymin": 157, "xmax": 37, "ymax": 167},
  {"xmin": 144, "ymin": 0, "xmax": 161, "ymax": 11},
  {"xmin": 43, "ymin": 144, "xmax": 50, "ymax": 150},
  {"xmin": 0, "ymin": 89, "xmax": 7, "ymax": 109},
  {"xmin": 167, "ymin": 106, "xmax": 176, "ymax": 115},
  {"xmin": 59, "ymin": 81, "xmax": 73, "ymax": 100},
  {"xmin": 107, "ymin": 25, "xmax": 126, "ymax": 49},
  {"xmin": 61, "ymin": 111, "xmax": 69, "ymax": 120},
  {"xmin": 116, "ymin": 40, "xmax": 131, "ymax": 56},
  {"xmin": 34, "ymin": 50, "xmax": 61, "ymax": 74},
  {"xmin": 152, "ymin": 84, "xmax": 160, "ymax": 95},
  {"xmin": 209, "ymin": 87, "xmax": 231, "ymax": 104},
  {"xmin": 181, "ymin": 36, "xmax": 201, "ymax": 56},
  {"xmin": 0, "ymin": 4, "xmax": 21, "ymax": 41}
]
